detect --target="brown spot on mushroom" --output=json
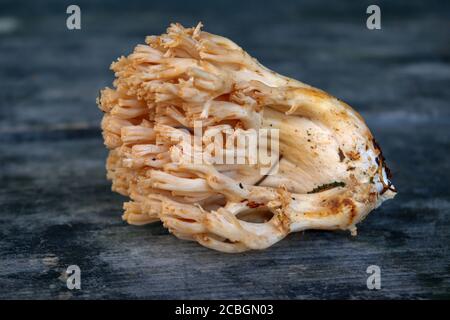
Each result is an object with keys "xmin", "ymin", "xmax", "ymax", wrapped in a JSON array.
[
  {"xmin": 338, "ymin": 148, "xmax": 345, "ymax": 162},
  {"xmin": 346, "ymin": 150, "xmax": 360, "ymax": 161},
  {"xmin": 247, "ymin": 201, "xmax": 263, "ymax": 208},
  {"xmin": 274, "ymin": 212, "xmax": 291, "ymax": 234},
  {"xmin": 343, "ymin": 198, "xmax": 357, "ymax": 225}
]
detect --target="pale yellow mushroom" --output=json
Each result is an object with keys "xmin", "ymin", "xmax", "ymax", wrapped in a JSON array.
[{"xmin": 97, "ymin": 23, "xmax": 396, "ymax": 252}]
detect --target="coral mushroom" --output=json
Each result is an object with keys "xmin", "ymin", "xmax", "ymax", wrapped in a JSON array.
[{"xmin": 97, "ymin": 23, "xmax": 396, "ymax": 252}]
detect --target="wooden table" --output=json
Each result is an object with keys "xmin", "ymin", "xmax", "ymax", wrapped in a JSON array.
[{"xmin": 0, "ymin": 0, "xmax": 449, "ymax": 299}]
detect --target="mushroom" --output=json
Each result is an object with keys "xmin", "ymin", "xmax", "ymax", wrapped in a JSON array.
[{"xmin": 97, "ymin": 23, "xmax": 396, "ymax": 252}]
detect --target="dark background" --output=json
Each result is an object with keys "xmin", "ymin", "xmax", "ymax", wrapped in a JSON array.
[{"xmin": 0, "ymin": 0, "xmax": 449, "ymax": 299}]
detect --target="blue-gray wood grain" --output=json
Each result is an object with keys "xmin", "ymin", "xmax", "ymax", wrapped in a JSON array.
[{"xmin": 0, "ymin": 0, "xmax": 449, "ymax": 299}]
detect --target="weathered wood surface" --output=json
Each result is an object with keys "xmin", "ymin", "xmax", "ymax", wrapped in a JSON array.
[{"xmin": 0, "ymin": 0, "xmax": 449, "ymax": 299}]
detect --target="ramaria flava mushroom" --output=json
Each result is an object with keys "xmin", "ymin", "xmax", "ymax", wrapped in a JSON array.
[{"xmin": 97, "ymin": 23, "xmax": 396, "ymax": 252}]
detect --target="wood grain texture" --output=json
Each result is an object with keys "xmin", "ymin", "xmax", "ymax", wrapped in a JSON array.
[{"xmin": 0, "ymin": 0, "xmax": 449, "ymax": 299}]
